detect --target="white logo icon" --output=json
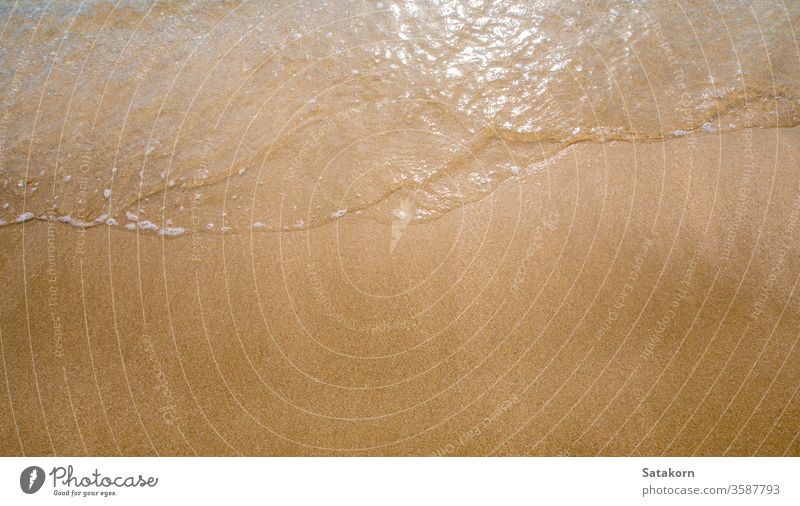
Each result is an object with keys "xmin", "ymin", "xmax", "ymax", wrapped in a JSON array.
[{"xmin": 20, "ymin": 465, "xmax": 45, "ymax": 494}]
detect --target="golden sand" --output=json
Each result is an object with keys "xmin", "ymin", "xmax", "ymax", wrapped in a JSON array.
[
  {"xmin": 1, "ymin": 0, "xmax": 800, "ymax": 456},
  {"xmin": 1, "ymin": 125, "xmax": 799, "ymax": 455}
]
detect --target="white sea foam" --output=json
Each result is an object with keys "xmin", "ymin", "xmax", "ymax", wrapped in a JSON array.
[
  {"xmin": 159, "ymin": 227, "xmax": 186, "ymax": 236},
  {"xmin": 57, "ymin": 215, "xmax": 93, "ymax": 228},
  {"xmin": 138, "ymin": 220, "xmax": 158, "ymax": 231}
]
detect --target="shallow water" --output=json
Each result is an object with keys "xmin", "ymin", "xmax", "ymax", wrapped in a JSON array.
[{"xmin": 1, "ymin": 0, "xmax": 798, "ymax": 234}]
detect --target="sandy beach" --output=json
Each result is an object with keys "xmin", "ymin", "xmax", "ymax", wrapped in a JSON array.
[
  {"xmin": 1, "ymin": 1, "xmax": 799, "ymax": 456},
  {"xmin": 1, "ymin": 125, "xmax": 799, "ymax": 455}
]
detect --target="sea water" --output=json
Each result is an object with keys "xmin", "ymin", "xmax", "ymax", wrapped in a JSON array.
[{"xmin": 0, "ymin": 0, "xmax": 797, "ymax": 234}]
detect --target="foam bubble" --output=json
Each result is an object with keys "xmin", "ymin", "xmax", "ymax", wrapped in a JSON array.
[
  {"xmin": 159, "ymin": 227, "xmax": 186, "ymax": 236},
  {"xmin": 139, "ymin": 220, "xmax": 158, "ymax": 231},
  {"xmin": 57, "ymin": 215, "xmax": 93, "ymax": 227}
]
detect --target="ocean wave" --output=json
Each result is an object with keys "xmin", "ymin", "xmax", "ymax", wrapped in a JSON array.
[{"xmin": 1, "ymin": 0, "xmax": 798, "ymax": 233}]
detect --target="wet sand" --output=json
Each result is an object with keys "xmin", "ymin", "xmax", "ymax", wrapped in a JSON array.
[{"xmin": 1, "ymin": 125, "xmax": 799, "ymax": 456}]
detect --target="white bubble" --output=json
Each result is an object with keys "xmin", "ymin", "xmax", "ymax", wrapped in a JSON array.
[{"xmin": 159, "ymin": 227, "xmax": 186, "ymax": 237}]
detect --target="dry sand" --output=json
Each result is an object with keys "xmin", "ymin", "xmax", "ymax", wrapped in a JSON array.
[{"xmin": 1, "ymin": 125, "xmax": 799, "ymax": 455}]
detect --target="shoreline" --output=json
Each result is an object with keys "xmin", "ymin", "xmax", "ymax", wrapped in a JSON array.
[{"xmin": 1, "ymin": 125, "xmax": 799, "ymax": 456}]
